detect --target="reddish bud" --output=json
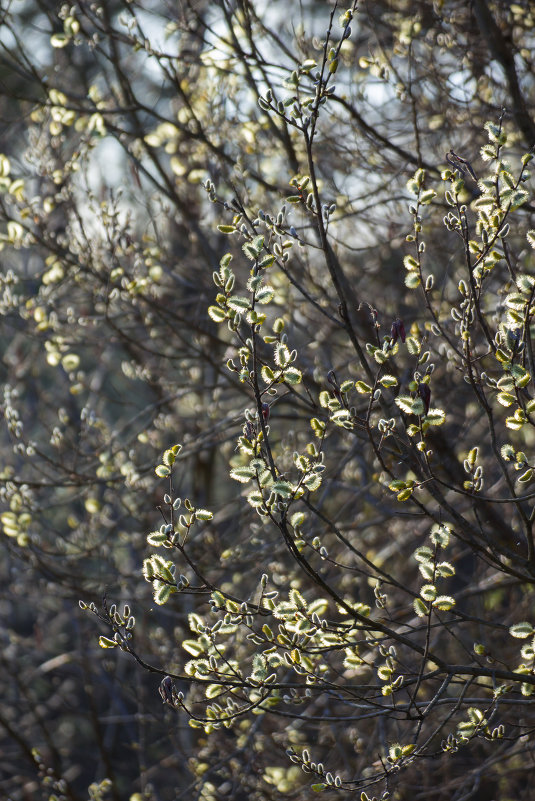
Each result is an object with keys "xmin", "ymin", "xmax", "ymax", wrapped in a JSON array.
[
  {"xmin": 159, "ymin": 675, "xmax": 175, "ymax": 706},
  {"xmin": 243, "ymin": 421, "xmax": 256, "ymax": 440},
  {"xmin": 391, "ymin": 318, "xmax": 406, "ymax": 346},
  {"xmin": 327, "ymin": 370, "xmax": 342, "ymax": 403},
  {"xmin": 418, "ymin": 383, "xmax": 431, "ymax": 415},
  {"xmin": 327, "ymin": 370, "xmax": 338, "ymax": 388}
]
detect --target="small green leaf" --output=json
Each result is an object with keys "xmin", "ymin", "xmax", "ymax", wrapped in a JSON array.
[
  {"xmin": 99, "ymin": 636, "xmax": 117, "ymax": 649},
  {"xmin": 414, "ymin": 545, "xmax": 433, "ymax": 562},
  {"xmin": 303, "ymin": 473, "xmax": 322, "ymax": 491},
  {"xmin": 501, "ymin": 444, "xmax": 515, "ymax": 460},
  {"xmin": 395, "ymin": 395, "xmax": 414, "ymax": 414},
  {"xmin": 274, "ymin": 343, "xmax": 291, "ymax": 367},
  {"xmin": 406, "ymin": 177, "xmax": 420, "ymax": 195},
  {"xmin": 284, "ymin": 367, "xmax": 302, "ymax": 384},
  {"xmin": 379, "ymin": 374, "xmax": 398, "ymax": 387},
  {"xmin": 251, "ymin": 235, "xmax": 265, "ymax": 252},
  {"xmin": 418, "ymin": 562, "xmax": 434, "ymax": 580},
  {"xmin": 247, "ymin": 491, "xmax": 265, "ymax": 508},
  {"xmin": 518, "ymin": 469, "xmax": 533, "ymax": 483},
  {"xmin": 420, "ymin": 584, "xmax": 437, "ymax": 601},
  {"xmin": 433, "ymin": 595, "xmax": 455, "ymax": 610},
  {"xmin": 261, "ymin": 365, "xmax": 276, "ymax": 383},
  {"xmin": 154, "ymin": 585, "xmax": 172, "ymax": 605},
  {"xmin": 510, "ymin": 189, "xmax": 529, "ymax": 210},
  {"xmin": 377, "ymin": 665, "xmax": 393, "ymax": 680},
  {"xmin": 331, "ymin": 409, "xmax": 353, "ymax": 428},
  {"xmin": 430, "ymin": 523, "xmax": 451, "ymax": 547},
  {"xmin": 208, "ymin": 305, "xmax": 226, "ymax": 322},
  {"xmin": 147, "ymin": 531, "xmax": 168, "ymax": 546},
  {"xmin": 495, "ymin": 348, "xmax": 511, "ymax": 364},
  {"xmin": 467, "ymin": 447, "xmax": 478, "ymax": 466},
  {"xmin": 510, "ymin": 365, "xmax": 531, "ymax": 388},
  {"xmin": 271, "ymin": 480, "xmax": 292, "ymax": 498},
  {"xmin": 51, "ymin": 33, "xmax": 69, "ymax": 48},
  {"xmin": 425, "ymin": 409, "xmax": 445, "ymax": 425},
  {"xmin": 163, "ymin": 449, "xmax": 176, "ymax": 466},
  {"xmin": 230, "ymin": 467, "xmax": 255, "ymax": 483},
  {"xmin": 405, "ymin": 273, "xmax": 421, "ymax": 289},
  {"xmin": 497, "ymin": 392, "xmax": 515, "ymax": 407},
  {"xmin": 413, "ymin": 598, "xmax": 428, "ymax": 617},
  {"xmin": 206, "ymin": 684, "xmax": 224, "ymax": 699},
  {"xmin": 419, "ymin": 189, "xmax": 437, "ymax": 204},
  {"xmin": 290, "ymin": 511, "xmax": 305, "ymax": 528},
  {"xmin": 243, "ymin": 242, "xmax": 259, "ymax": 260},
  {"xmin": 258, "ymin": 254, "xmax": 275, "ymax": 269},
  {"xmin": 509, "ymin": 622, "xmax": 534, "ymax": 639},
  {"xmin": 182, "ymin": 639, "xmax": 205, "ymax": 656},
  {"xmin": 403, "ymin": 255, "xmax": 419, "ymax": 271},
  {"xmin": 228, "ymin": 295, "xmax": 250, "ymax": 311},
  {"xmin": 406, "ymin": 336, "xmax": 421, "ymax": 355}
]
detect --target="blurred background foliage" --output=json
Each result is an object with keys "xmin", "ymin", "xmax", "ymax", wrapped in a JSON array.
[{"xmin": 1, "ymin": 0, "xmax": 535, "ymax": 799}]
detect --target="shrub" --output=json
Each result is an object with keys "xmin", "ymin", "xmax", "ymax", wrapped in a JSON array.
[{"xmin": 1, "ymin": 1, "xmax": 535, "ymax": 799}]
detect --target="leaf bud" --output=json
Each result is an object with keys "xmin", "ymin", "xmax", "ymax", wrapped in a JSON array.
[
  {"xmin": 159, "ymin": 675, "xmax": 174, "ymax": 705},
  {"xmin": 390, "ymin": 318, "xmax": 406, "ymax": 345},
  {"xmin": 418, "ymin": 382, "xmax": 431, "ymax": 415}
]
